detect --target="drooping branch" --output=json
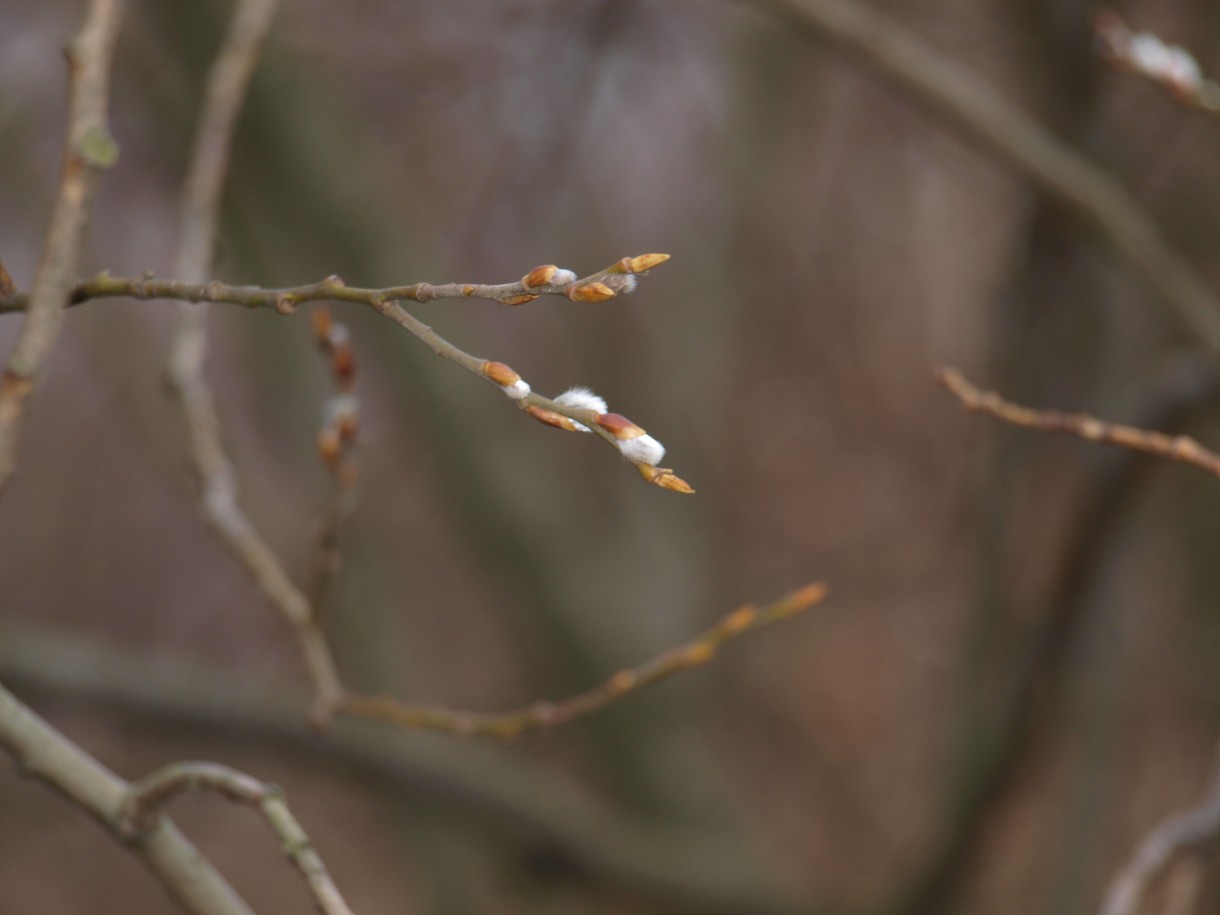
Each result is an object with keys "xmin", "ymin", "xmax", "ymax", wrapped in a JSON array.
[
  {"xmin": 121, "ymin": 762, "xmax": 355, "ymax": 915},
  {"xmin": 0, "ymin": 0, "xmax": 123, "ymax": 493},
  {"xmin": 936, "ymin": 366, "xmax": 1220, "ymax": 482},
  {"xmin": 757, "ymin": 0, "xmax": 1220, "ymax": 356}
]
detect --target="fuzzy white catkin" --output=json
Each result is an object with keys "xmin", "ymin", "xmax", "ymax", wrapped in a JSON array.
[
  {"xmin": 555, "ymin": 386, "xmax": 608, "ymax": 414},
  {"xmin": 554, "ymin": 386, "xmax": 607, "ymax": 432},
  {"xmin": 502, "ymin": 379, "xmax": 531, "ymax": 400},
  {"xmin": 551, "ymin": 269, "xmax": 578, "ymax": 286},
  {"xmin": 618, "ymin": 433, "xmax": 665, "ymax": 466}
]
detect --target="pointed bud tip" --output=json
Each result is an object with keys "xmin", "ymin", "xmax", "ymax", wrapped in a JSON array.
[
  {"xmin": 568, "ymin": 281, "xmax": 616, "ymax": 303},
  {"xmin": 628, "ymin": 253, "xmax": 669, "ymax": 273}
]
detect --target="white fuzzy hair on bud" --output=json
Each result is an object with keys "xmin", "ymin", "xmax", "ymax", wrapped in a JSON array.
[
  {"xmin": 501, "ymin": 379, "xmax": 531, "ymax": 400},
  {"xmin": 554, "ymin": 386, "xmax": 606, "ymax": 432},
  {"xmin": 552, "ymin": 268, "xmax": 578, "ymax": 286},
  {"xmin": 555, "ymin": 386, "xmax": 607, "ymax": 414},
  {"xmin": 618, "ymin": 433, "xmax": 665, "ymax": 466}
]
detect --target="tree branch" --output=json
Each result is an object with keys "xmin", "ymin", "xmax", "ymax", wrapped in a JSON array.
[
  {"xmin": 121, "ymin": 761, "xmax": 355, "ymax": 915},
  {"xmin": 758, "ymin": 0, "xmax": 1220, "ymax": 356},
  {"xmin": 1100, "ymin": 743, "xmax": 1220, "ymax": 915},
  {"xmin": 0, "ymin": 680, "xmax": 257, "ymax": 915},
  {"xmin": 936, "ymin": 366, "xmax": 1220, "ymax": 481},
  {"xmin": 0, "ymin": 628, "xmax": 807, "ymax": 915},
  {"xmin": 0, "ymin": 0, "xmax": 123, "ymax": 493},
  {"xmin": 338, "ymin": 583, "xmax": 827, "ymax": 738}
]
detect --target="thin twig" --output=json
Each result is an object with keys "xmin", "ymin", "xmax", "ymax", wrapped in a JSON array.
[
  {"xmin": 159, "ymin": 0, "xmax": 348, "ymax": 723},
  {"xmin": 339, "ymin": 583, "xmax": 827, "ymax": 739},
  {"xmin": 0, "ymin": 680, "xmax": 256, "ymax": 915},
  {"xmin": 897, "ymin": 361, "xmax": 1220, "ymax": 915},
  {"xmin": 759, "ymin": 0, "xmax": 1220, "ymax": 356},
  {"xmin": 121, "ymin": 761, "xmax": 355, "ymax": 915},
  {"xmin": 936, "ymin": 366, "xmax": 1220, "ymax": 481},
  {"xmin": 1100, "ymin": 744, "xmax": 1220, "ymax": 915},
  {"xmin": 0, "ymin": 0, "xmax": 123, "ymax": 493},
  {"xmin": 0, "ymin": 261, "xmax": 689, "ymax": 489},
  {"xmin": 0, "ymin": 254, "xmax": 668, "ymax": 314}
]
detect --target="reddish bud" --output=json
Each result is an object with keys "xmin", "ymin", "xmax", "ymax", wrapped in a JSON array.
[{"xmin": 596, "ymin": 413, "xmax": 645, "ymax": 440}]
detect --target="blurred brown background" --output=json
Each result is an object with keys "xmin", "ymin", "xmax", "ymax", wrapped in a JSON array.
[{"xmin": 4, "ymin": 1, "xmax": 1220, "ymax": 913}]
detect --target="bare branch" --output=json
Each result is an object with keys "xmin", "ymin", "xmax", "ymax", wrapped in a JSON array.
[
  {"xmin": 156, "ymin": 0, "xmax": 348, "ymax": 724},
  {"xmin": 0, "ymin": 681, "xmax": 256, "ymax": 915},
  {"xmin": 0, "ymin": 0, "xmax": 123, "ymax": 493},
  {"xmin": 339, "ymin": 583, "xmax": 827, "ymax": 739},
  {"xmin": 936, "ymin": 366, "xmax": 1220, "ymax": 481},
  {"xmin": 759, "ymin": 0, "xmax": 1220, "ymax": 356},
  {"xmin": 0, "ymin": 628, "xmax": 806, "ymax": 915},
  {"xmin": 1100, "ymin": 745, "xmax": 1220, "ymax": 915},
  {"xmin": 121, "ymin": 762, "xmax": 355, "ymax": 915}
]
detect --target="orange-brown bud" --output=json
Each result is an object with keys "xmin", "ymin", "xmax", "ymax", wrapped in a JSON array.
[
  {"xmin": 311, "ymin": 306, "xmax": 333, "ymax": 343},
  {"xmin": 721, "ymin": 604, "xmax": 759, "ymax": 635},
  {"xmin": 568, "ymin": 281, "xmax": 616, "ymax": 303},
  {"xmin": 608, "ymin": 669, "xmax": 638, "ymax": 693},
  {"xmin": 682, "ymin": 642, "xmax": 717, "ymax": 667},
  {"xmin": 628, "ymin": 253, "xmax": 669, "ymax": 273},
  {"xmin": 780, "ymin": 582, "xmax": 828, "ymax": 616},
  {"xmin": 482, "ymin": 361, "xmax": 520, "ymax": 387},
  {"xmin": 522, "ymin": 264, "xmax": 558, "ymax": 289},
  {"xmin": 501, "ymin": 293, "xmax": 540, "ymax": 306},
  {"xmin": 596, "ymin": 412, "xmax": 645, "ymax": 440},
  {"xmin": 317, "ymin": 426, "xmax": 342, "ymax": 470},
  {"xmin": 636, "ymin": 462, "xmax": 696, "ymax": 493},
  {"xmin": 525, "ymin": 405, "xmax": 581, "ymax": 432}
]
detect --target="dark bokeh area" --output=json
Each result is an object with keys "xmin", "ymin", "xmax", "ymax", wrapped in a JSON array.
[{"xmin": 4, "ymin": 1, "xmax": 1220, "ymax": 913}]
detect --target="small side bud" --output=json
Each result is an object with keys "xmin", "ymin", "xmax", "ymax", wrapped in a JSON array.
[
  {"xmin": 501, "ymin": 293, "xmax": 540, "ymax": 306},
  {"xmin": 522, "ymin": 265, "xmax": 558, "ymax": 289},
  {"xmin": 525, "ymin": 405, "xmax": 582, "ymax": 432},
  {"xmin": 568, "ymin": 281, "xmax": 616, "ymax": 303}
]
